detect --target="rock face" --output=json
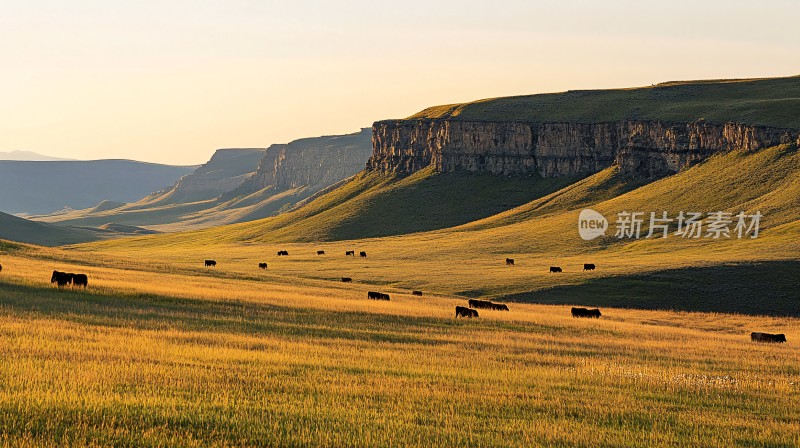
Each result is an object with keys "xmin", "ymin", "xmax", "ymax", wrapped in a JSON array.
[
  {"xmin": 166, "ymin": 149, "xmax": 266, "ymax": 203},
  {"xmin": 235, "ymin": 129, "xmax": 373, "ymax": 195},
  {"xmin": 368, "ymin": 119, "xmax": 799, "ymax": 179}
]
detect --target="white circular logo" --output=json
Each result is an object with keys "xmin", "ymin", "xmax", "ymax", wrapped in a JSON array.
[{"xmin": 578, "ymin": 209, "xmax": 608, "ymax": 241}]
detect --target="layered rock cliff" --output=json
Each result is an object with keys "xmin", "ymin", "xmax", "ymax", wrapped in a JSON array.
[
  {"xmin": 164, "ymin": 148, "xmax": 266, "ymax": 203},
  {"xmin": 233, "ymin": 128, "xmax": 372, "ymax": 196},
  {"xmin": 368, "ymin": 119, "xmax": 799, "ymax": 179}
]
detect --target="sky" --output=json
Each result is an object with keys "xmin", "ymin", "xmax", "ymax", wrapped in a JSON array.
[{"xmin": 1, "ymin": 0, "xmax": 799, "ymax": 165}]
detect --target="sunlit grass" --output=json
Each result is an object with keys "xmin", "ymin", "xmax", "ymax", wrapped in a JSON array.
[{"xmin": 0, "ymin": 248, "xmax": 798, "ymax": 446}]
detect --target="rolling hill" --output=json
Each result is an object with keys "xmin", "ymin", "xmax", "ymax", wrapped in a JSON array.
[
  {"xmin": 0, "ymin": 150, "xmax": 75, "ymax": 161},
  {"xmin": 78, "ymin": 139, "xmax": 800, "ymax": 315},
  {"xmin": 0, "ymin": 159, "xmax": 195, "ymax": 215},
  {"xmin": 0, "ymin": 211, "xmax": 116, "ymax": 246}
]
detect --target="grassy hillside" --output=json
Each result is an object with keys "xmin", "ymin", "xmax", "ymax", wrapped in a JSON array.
[
  {"xmin": 80, "ymin": 142, "xmax": 800, "ymax": 316},
  {"xmin": 0, "ymin": 251, "xmax": 797, "ymax": 446},
  {"xmin": 88, "ymin": 168, "xmax": 587, "ymax": 245},
  {"xmin": 408, "ymin": 76, "xmax": 800, "ymax": 128},
  {"xmin": 0, "ymin": 211, "xmax": 105, "ymax": 246}
]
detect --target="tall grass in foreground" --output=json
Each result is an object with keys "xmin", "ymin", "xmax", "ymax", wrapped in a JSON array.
[{"xmin": 0, "ymin": 253, "xmax": 798, "ymax": 447}]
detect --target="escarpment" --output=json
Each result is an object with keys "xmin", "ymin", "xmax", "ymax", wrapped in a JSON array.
[
  {"xmin": 368, "ymin": 119, "xmax": 799, "ymax": 179},
  {"xmin": 166, "ymin": 148, "xmax": 266, "ymax": 203},
  {"xmin": 234, "ymin": 128, "xmax": 373, "ymax": 196}
]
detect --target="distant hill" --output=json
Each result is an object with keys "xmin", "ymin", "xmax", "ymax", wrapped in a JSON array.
[
  {"xmin": 35, "ymin": 130, "xmax": 372, "ymax": 232},
  {"xmin": 0, "ymin": 211, "xmax": 103, "ymax": 246},
  {"xmin": 0, "ymin": 160, "xmax": 195, "ymax": 215},
  {"xmin": 0, "ymin": 150, "xmax": 75, "ymax": 161}
]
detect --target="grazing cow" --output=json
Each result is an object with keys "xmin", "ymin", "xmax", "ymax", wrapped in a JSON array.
[
  {"xmin": 412, "ymin": 290, "xmax": 423, "ymax": 296},
  {"xmin": 317, "ymin": 250, "xmax": 325, "ymax": 255},
  {"xmin": 341, "ymin": 277, "xmax": 353, "ymax": 283},
  {"xmin": 346, "ymin": 250, "xmax": 355, "ymax": 256},
  {"xmin": 51, "ymin": 270, "xmax": 71, "ymax": 287},
  {"xmin": 583, "ymin": 263, "xmax": 596, "ymax": 271},
  {"xmin": 468, "ymin": 299, "xmax": 495, "ymax": 310},
  {"xmin": 506, "ymin": 258, "xmax": 515, "ymax": 266},
  {"xmin": 258, "ymin": 263, "xmax": 268, "ymax": 270},
  {"xmin": 205, "ymin": 260, "xmax": 217, "ymax": 267},
  {"xmin": 367, "ymin": 291, "xmax": 390, "ymax": 301},
  {"xmin": 455, "ymin": 306, "xmax": 479, "ymax": 318},
  {"xmin": 491, "ymin": 303, "xmax": 510, "ymax": 311},
  {"xmin": 751, "ymin": 332, "xmax": 787, "ymax": 343},
  {"xmin": 549, "ymin": 266, "xmax": 562, "ymax": 273},
  {"xmin": 0, "ymin": 263, "xmax": 2, "ymax": 272},
  {"xmin": 360, "ymin": 251, "xmax": 367, "ymax": 258},
  {"xmin": 571, "ymin": 307, "xmax": 601, "ymax": 318},
  {"xmin": 70, "ymin": 273, "xmax": 88, "ymax": 288},
  {"xmin": 277, "ymin": 250, "xmax": 289, "ymax": 256}
]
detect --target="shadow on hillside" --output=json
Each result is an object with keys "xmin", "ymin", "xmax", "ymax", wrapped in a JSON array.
[
  {"xmin": 0, "ymin": 281, "xmax": 485, "ymax": 346},
  {"xmin": 499, "ymin": 261, "xmax": 800, "ymax": 317},
  {"xmin": 324, "ymin": 171, "xmax": 586, "ymax": 240}
]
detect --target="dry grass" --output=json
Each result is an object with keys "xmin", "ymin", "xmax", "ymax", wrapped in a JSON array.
[{"xmin": 0, "ymin": 249, "xmax": 798, "ymax": 447}]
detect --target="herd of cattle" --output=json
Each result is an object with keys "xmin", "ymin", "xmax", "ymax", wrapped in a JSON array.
[{"xmin": 0, "ymin": 251, "xmax": 784, "ymax": 345}]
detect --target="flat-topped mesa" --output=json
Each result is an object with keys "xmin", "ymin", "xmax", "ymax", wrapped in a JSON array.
[{"xmin": 367, "ymin": 119, "xmax": 799, "ymax": 179}]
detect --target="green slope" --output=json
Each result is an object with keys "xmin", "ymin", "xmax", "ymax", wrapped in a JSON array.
[
  {"xmin": 98, "ymin": 168, "xmax": 587, "ymax": 246},
  {"xmin": 408, "ymin": 76, "xmax": 800, "ymax": 128}
]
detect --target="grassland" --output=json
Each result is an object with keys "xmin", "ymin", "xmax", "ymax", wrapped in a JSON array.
[
  {"xmin": 1, "ymin": 136, "xmax": 798, "ymax": 445},
  {"xmin": 0, "ymin": 248, "xmax": 798, "ymax": 447},
  {"xmin": 407, "ymin": 76, "xmax": 800, "ymax": 128},
  {"xmin": 75, "ymin": 143, "xmax": 799, "ymax": 317}
]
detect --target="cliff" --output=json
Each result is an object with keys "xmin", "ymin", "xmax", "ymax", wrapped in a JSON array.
[
  {"xmin": 368, "ymin": 119, "xmax": 799, "ymax": 179},
  {"xmin": 233, "ymin": 129, "xmax": 372, "ymax": 196},
  {"xmin": 164, "ymin": 148, "xmax": 266, "ymax": 203}
]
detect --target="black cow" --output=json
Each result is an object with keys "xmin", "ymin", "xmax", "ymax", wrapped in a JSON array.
[
  {"xmin": 506, "ymin": 258, "xmax": 515, "ymax": 266},
  {"xmin": 51, "ymin": 270, "xmax": 71, "ymax": 287},
  {"xmin": 205, "ymin": 260, "xmax": 217, "ymax": 267},
  {"xmin": 455, "ymin": 306, "xmax": 479, "ymax": 318},
  {"xmin": 258, "ymin": 263, "xmax": 268, "ymax": 270},
  {"xmin": 583, "ymin": 263, "xmax": 596, "ymax": 271},
  {"xmin": 360, "ymin": 251, "xmax": 367, "ymax": 258},
  {"xmin": 0, "ymin": 263, "xmax": 3, "ymax": 272},
  {"xmin": 70, "ymin": 273, "xmax": 88, "ymax": 288},
  {"xmin": 367, "ymin": 291, "xmax": 389, "ymax": 301},
  {"xmin": 277, "ymin": 250, "xmax": 289, "ymax": 256},
  {"xmin": 346, "ymin": 250, "xmax": 355, "ymax": 256},
  {"xmin": 550, "ymin": 266, "xmax": 562, "ymax": 273},
  {"xmin": 317, "ymin": 250, "xmax": 325, "ymax": 255},
  {"xmin": 571, "ymin": 307, "xmax": 601, "ymax": 318},
  {"xmin": 468, "ymin": 299, "xmax": 495, "ymax": 310},
  {"xmin": 341, "ymin": 277, "xmax": 353, "ymax": 283},
  {"xmin": 491, "ymin": 303, "xmax": 510, "ymax": 311},
  {"xmin": 751, "ymin": 332, "xmax": 787, "ymax": 343},
  {"xmin": 412, "ymin": 290, "xmax": 423, "ymax": 296}
]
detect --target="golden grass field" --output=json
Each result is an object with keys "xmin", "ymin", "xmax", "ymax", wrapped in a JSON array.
[{"xmin": 1, "ymin": 239, "xmax": 798, "ymax": 446}]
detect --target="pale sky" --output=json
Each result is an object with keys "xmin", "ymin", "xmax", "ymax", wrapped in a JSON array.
[{"xmin": 1, "ymin": 0, "xmax": 799, "ymax": 165}]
